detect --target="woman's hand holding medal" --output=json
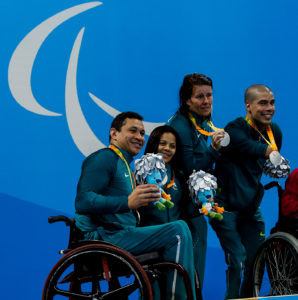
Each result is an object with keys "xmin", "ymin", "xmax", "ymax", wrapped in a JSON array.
[
  {"xmin": 188, "ymin": 113, "xmax": 230, "ymax": 151},
  {"xmin": 211, "ymin": 130, "xmax": 230, "ymax": 151}
]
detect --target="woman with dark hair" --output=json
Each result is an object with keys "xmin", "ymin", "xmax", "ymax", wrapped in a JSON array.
[
  {"xmin": 140, "ymin": 125, "xmax": 187, "ymax": 225},
  {"xmin": 169, "ymin": 73, "xmax": 226, "ymax": 173},
  {"xmin": 140, "ymin": 125, "xmax": 202, "ymax": 298},
  {"xmin": 167, "ymin": 73, "xmax": 227, "ymax": 289},
  {"xmin": 145, "ymin": 125, "xmax": 182, "ymax": 177}
]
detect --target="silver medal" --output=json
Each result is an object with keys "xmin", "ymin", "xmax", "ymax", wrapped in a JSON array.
[
  {"xmin": 263, "ymin": 155, "xmax": 290, "ymax": 179},
  {"xmin": 269, "ymin": 151, "xmax": 282, "ymax": 166},
  {"xmin": 220, "ymin": 132, "xmax": 230, "ymax": 147}
]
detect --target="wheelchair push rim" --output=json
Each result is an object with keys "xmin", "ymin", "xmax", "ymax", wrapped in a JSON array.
[
  {"xmin": 42, "ymin": 243, "xmax": 153, "ymax": 300},
  {"xmin": 252, "ymin": 231, "xmax": 298, "ymax": 297}
]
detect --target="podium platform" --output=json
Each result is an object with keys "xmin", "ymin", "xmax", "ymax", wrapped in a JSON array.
[{"xmin": 237, "ymin": 295, "xmax": 298, "ymax": 300}]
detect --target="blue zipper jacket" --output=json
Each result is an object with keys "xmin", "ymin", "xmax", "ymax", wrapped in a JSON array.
[{"xmin": 75, "ymin": 146, "xmax": 137, "ymax": 239}]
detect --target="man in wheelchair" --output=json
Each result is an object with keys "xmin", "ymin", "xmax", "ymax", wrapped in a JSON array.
[
  {"xmin": 268, "ymin": 168, "xmax": 298, "ymax": 236},
  {"xmin": 279, "ymin": 168, "xmax": 298, "ymax": 235},
  {"xmin": 281, "ymin": 168, "xmax": 298, "ymax": 219},
  {"xmin": 251, "ymin": 169, "xmax": 298, "ymax": 297},
  {"xmin": 74, "ymin": 111, "xmax": 197, "ymax": 300}
]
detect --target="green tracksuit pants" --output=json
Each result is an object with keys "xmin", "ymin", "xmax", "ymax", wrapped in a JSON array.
[
  {"xmin": 100, "ymin": 220, "xmax": 197, "ymax": 300},
  {"xmin": 210, "ymin": 209, "xmax": 265, "ymax": 299},
  {"xmin": 187, "ymin": 215, "xmax": 207, "ymax": 289}
]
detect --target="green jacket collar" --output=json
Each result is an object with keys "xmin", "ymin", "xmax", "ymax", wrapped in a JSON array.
[{"xmin": 110, "ymin": 144, "xmax": 134, "ymax": 164}]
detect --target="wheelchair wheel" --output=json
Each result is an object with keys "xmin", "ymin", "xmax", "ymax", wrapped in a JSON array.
[
  {"xmin": 252, "ymin": 232, "xmax": 298, "ymax": 297},
  {"xmin": 42, "ymin": 243, "xmax": 153, "ymax": 300}
]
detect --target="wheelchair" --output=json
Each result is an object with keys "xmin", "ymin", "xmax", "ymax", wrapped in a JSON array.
[
  {"xmin": 252, "ymin": 181, "xmax": 298, "ymax": 297},
  {"xmin": 42, "ymin": 215, "xmax": 201, "ymax": 300}
]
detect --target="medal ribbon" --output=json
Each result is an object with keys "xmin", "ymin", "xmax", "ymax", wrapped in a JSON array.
[
  {"xmin": 164, "ymin": 171, "xmax": 175, "ymax": 190},
  {"xmin": 188, "ymin": 112, "xmax": 224, "ymax": 136},
  {"xmin": 245, "ymin": 117, "xmax": 278, "ymax": 151},
  {"xmin": 109, "ymin": 145, "xmax": 136, "ymax": 191},
  {"xmin": 207, "ymin": 121, "xmax": 222, "ymax": 132}
]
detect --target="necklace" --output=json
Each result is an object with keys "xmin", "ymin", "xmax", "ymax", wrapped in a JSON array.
[
  {"xmin": 164, "ymin": 170, "xmax": 175, "ymax": 190},
  {"xmin": 109, "ymin": 145, "xmax": 136, "ymax": 191},
  {"xmin": 245, "ymin": 117, "xmax": 278, "ymax": 151}
]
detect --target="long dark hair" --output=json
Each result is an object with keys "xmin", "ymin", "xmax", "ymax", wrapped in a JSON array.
[
  {"xmin": 145, "ymin": 125, "xmax": 182, "ymax": 174},
  {"xmin": 179, "ymin": 73, "xmax": 213, "ymax": 115}
]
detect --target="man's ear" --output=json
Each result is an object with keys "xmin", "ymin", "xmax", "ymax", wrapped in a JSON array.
[
  {"xmin": 110, "ymin": 128, "xmax": 118, "ymax": 141},
  {"xmin": 246, "ymin": 102, "xmax": 250, "ymax": 113}
]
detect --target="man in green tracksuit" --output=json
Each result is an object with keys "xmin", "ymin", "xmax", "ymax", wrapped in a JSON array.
[
  {"xmin": 211, "ymin": 84, "xmax": 283, "ymax": 299},
  {"xmin": 75, "ymin": 111, "xmax": 197, "ymax": 300}
]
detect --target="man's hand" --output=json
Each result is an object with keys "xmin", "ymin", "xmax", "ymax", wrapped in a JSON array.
[
  {"xmin": 128, "ymin": 184, "xmax": 161, "ymax": 209},
  {"xmin": 265, "ymin": 145, "xmax": 273, "ymax": 158}
]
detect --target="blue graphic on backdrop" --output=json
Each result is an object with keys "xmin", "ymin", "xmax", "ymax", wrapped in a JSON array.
[
  {"xmin": 8, "ymin": 2, "xmax": 101, "ymax": 117},
  {"xmin": 2, "ymin": 0, "xmax": 298, "ymax": 299},
  {"xmin": 8, "ymin": 1, "xmax": 163, "ymax": 157}
]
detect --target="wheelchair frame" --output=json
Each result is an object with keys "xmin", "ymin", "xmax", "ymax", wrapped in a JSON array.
[
  {"xmin": 252, "ymin": 181, "xmax": 298, "ymax": 297},
  {"xmin": 42, "ymin": 215, "xmax": 200, "ymax": 300}
]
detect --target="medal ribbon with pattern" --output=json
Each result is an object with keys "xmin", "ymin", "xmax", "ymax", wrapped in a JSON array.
[
  {"xmin": 245, "ymin": 117, "xmax": 278, "ymax": 151},
  {"xmin": 188, "ymin": 112, "xmax": 224, "ymax": 136},
  {"xmin": 164, "ymin": 170, "xmax": 175, "ymax": 190},
  {"xmin": 109, "ymin": 145, "xmax": 136, "ymax": 191}
]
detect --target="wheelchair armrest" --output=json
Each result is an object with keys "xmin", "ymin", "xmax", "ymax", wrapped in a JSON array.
[
  {"xmin": 134, "ymin": 251, "xmax": 162, "ymax": 264},
  {"xmin": 48, "ymin": 215, "xmax": 74, "ymax": 226}
]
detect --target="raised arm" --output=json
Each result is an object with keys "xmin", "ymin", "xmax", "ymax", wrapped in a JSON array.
[
  {"xmin": 171, "ymin": 118, "xmax": 220, "ymax": 175},
  {"xmin": 222, "ymin": 119, "xmax": 282, "ymax": 159}
]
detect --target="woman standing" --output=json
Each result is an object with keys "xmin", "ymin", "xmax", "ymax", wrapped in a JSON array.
[{"xmin": 167, "ymin": 73, "xmax": 226, "ymax": 289}]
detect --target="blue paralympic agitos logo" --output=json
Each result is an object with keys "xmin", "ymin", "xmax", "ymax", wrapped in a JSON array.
[{"xmin": 8, "ymin": 1, "xmax": 162, "ymax": 157}]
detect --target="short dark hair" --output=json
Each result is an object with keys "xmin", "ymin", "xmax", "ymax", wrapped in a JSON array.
[
  {"xmin": 179, "ymin": 73, "xmax": 213, "ymax": 115},
  {"xmin": 145, "ymin": 125, "xmax": 182, "ymax": 173},
  {"xmin": 109, "ymin": 111, "xmax": 143, "ymax": 141},
  {"xmin": 245, "ymin": 84, "xmax": 273, "ymax": 104}
]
